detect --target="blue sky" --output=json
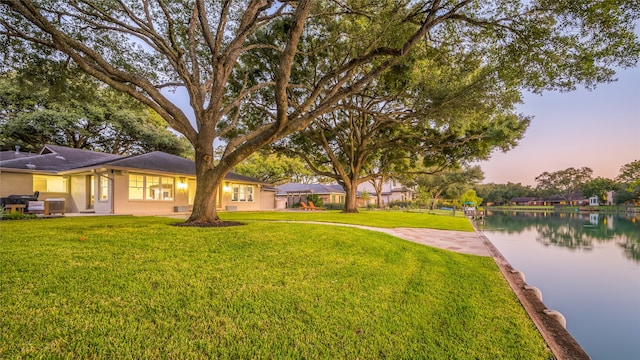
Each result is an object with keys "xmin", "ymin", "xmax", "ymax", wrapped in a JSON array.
[{"xmin": 478, "ymin": 65, "xmax": 640, "ymax": 186}]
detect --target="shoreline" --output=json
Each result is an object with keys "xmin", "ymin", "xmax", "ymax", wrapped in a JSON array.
[{"xmin": 470, "ymin": 221, "xmax": 591, "ymax": 360}]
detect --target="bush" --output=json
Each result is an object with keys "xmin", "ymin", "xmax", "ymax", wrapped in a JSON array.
[
  {"xmin": 306, "ymin": 193, "xmax": 323, "ymax": 207},
  {"xmin": 388, "ymin": 200, "xmax": 415, "ymax": 209},
  {"xmin": 324, "ymin": 202, "xmax": 344, "ymax": 211},
  {"xmin": 1, "ymin": 211, "xmax": 38, "ymax": 220}
]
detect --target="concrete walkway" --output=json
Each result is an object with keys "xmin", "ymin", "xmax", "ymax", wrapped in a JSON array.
[
  {"xmin": 283, "ymin": 221, "xmax": 491, "ymax": 256},
  {"xmin": 376, "ymin": 227, "xmax": 491, "ymax": 256}
]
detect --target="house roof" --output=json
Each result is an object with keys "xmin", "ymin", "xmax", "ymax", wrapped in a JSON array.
[
  {"xmin": 511, "ymin": 197, "xmax": 537, "ymax": 203},
  {"xmin": 106, "ymin": 151, "xmax": 194, "ymax": 175},
  {"xmin": 0, "ymin": 149, "xmax": 38, "ymax": 161},
  {"xmin": 0, "ymin": 144, "xmax": 267, "ymax": 184},
  {"xmin": 275, "ymin": 183, "xmax": 346, "ymax": 195},
  {"xmin": 224, "ymin": 172, "xmax": 270, "ymax": 184},
  {"xmin": 380, "ymin": 186, "xmax": 415, "ymax": 195},
  {"xmin": 0, "ymin": 145, "xmax": 122, "ymax": 172}
]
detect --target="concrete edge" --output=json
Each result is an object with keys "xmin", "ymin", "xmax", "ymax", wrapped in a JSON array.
[{"xmin": 470, "ymin": 222, "xmax": 591, "ymax": 360}]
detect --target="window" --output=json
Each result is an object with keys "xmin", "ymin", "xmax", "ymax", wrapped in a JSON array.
[
  {"xmin": 147, "ymin": 176, "xmax": 160, "ymax": 200},
  {"xmin": 99, "ymin": 175, "xmax": 109, "ymax": 201},
  {"xmin": 33, "ymin": 175, "xmax": 68, "ymax": 193},
  {"xmin": 161, "ymin": 177, "xmax": 174, "ymax": 200},
  {"xmin": 128, "ymin": 174, "xmax": 174, "ymax": 201},
  {"xmin": 129, "ymin": 175, "xmax": 144, "ymax": 200},
  {"xmin": 231, "ymin": 184, "xmax": 254, "ymax": 202}
]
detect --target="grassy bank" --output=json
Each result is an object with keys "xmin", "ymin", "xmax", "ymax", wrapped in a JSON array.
[
  {"xmin": 220, "ymin": 210, "xmax": 474, "ymax": 231},
  {"xmin": 1, "ymin": 216, "xmax": 550, "ymax": 359}
]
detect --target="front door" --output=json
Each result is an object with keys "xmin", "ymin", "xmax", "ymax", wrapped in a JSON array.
[{"xmin": 86, "ymin": 175, "xmax": 94, "ymax": 209}]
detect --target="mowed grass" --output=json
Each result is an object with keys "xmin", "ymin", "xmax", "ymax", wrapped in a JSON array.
[
  {"xmin": 220, "ymin": 210, "xmax": 475, "ymax": 231},
  {"xmin": 0, "ymin": 216, "xmax": 551, "ymax": 359}
]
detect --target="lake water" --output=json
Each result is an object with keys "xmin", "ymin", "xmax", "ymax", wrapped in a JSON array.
[{"xmin": 477, "ymin": 211, "xmax": 640, "ymax": 360}]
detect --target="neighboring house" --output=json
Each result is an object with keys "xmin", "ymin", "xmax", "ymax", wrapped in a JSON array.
[
  {"xmin": 275, "ymin": 183, "xmax": 347, "ymax": 208},
  {"xmin": 510, "ymin": 197, "xmax": 537, "ymax": 206},
  {"xmin": 605, "ymin": 191, "xmax": 615, "ymax": 206},
  {"xmin": 539, "ymin": 194, "xmax": 589, "ymax": 206},
  {"xmin": 0, "ymin": 145, "xmax": 275, "ymax": 215},
  {"xmin": 508, "ymin": 194, "xmax": 589, "ymax": 207},
  {"xmin": 358, "ymin": 179, "xmax": 415, "ymax": 207}
]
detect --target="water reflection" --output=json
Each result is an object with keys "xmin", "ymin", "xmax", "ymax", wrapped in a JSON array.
[{"xmin": 480, "ymin": 211, "xmax": 640, "ymax": 263}]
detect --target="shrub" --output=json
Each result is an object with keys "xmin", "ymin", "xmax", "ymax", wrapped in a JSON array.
[
  {"xmin": 324, "ymin": 202, "xmax": 344, "ymax": 211},
  {"xmin": 1, "ymin": 212, "xmax": 38, "ymax": 220},
  {"xmin": 306, "ymin": 193, "xmax": 323, "ymax": 207}
]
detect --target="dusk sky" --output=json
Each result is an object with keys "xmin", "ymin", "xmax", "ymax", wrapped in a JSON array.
[{"xmin": 477, "ymin": 64, "xmax": 640, "ymax": 186}]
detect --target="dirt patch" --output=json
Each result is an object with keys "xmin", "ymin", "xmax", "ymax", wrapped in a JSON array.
[{"xmin": 173, "ymin": 221, "xmax": 245, "ymax": 228}]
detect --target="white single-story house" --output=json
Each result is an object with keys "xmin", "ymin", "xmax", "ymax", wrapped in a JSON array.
[
  {"xmin": 274, "ymin": 183, "xmax": 347, "ymax": 208},
  {"xmin": 357, "ymin": 179, "xmax": 415, "ymax": 206},
  {"xmin": 274, "ymin": 182, "xmax": 380, "ymax": 208},
  {"xmin": 0, "ymin": 145, "xmax": 276, "ymax": 215}
]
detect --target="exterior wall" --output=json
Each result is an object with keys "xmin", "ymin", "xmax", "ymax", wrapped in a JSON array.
[
  {"xmin": 358, "ymin": 181, "xmax": 376, "ymax": 194},
  {"xmin": 606, "ymin": 191, "xmax": 615, "ymax": 206},
  {"xmin": 69, "ymin": 175, "xmax": 89, "ymax": 213},
  {"xmin": 387, "ymin": 190, "xmax": 413, "ymax": 203},
  {"xmin": 219, "ymin": 182, "xmax": 275, "ymax": 211},
  {"xmin": 0, "ymin": 172, "xmax": 33, "ymax": 197},
  {"xmin": 358, "ymin": 180, "xmax": 413, "ymax": 205},
  {"xmin": 111, "ymin": 172, "xmax": 193, "ymax": 215},
  {"xmin": 0, "ymin": 172, "xmax": 72, "ymax": 213},
  {"xmin": 318, "ymin": 194, "xmax": 331, "ymax": 204},
  {"xmin": 94, "ymin": 172, "xmax": 114, "ymax": 214},
  {"xmin": 1, "ymin": 170, "xmax": 274, "ymax": 215},
  {"xmin": 260, "ymin": 190, "xmax": 276, "ymax": 210}
]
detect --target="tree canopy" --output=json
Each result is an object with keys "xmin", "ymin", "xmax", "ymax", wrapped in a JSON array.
[
  {"xmin": 616, "ymin": 160, "xmax": 640, "ymax": 203},
  {"xmin": 2, "ymin": 0, "xmax": 638, "ymax": 224},
  {"xmin": 474, "ymin": 182, "xmax": 536, "ymax": 205},
  {"xmin": 233, "ymin": 151, "xmax": 316, "ymax": 185},
  {"xmin": 0, "ymin": 61, "xmax": 192, "ymax": 156},
  {"xmin": 581, "ymin": 177, "xmax": 617, "ymax": 204},
  {"xmin": 412, "ymin": 165, "xmax": 484, "ymax": 209},
  {"xmin": 277, "ymin": 45, "xmax": 530, "ymax": 212},
  {"xmin": 535, "ymin": 167, "xmax": 593, "ymax": 203}
]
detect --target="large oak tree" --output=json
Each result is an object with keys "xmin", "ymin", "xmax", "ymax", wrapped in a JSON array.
[
  {"xmin": 1, "ymin": 0, "xmax": 638, "ymax": 224},
  {"xmin": 278, "ymin": 45, "xmax": 530, "ymax": 212}
]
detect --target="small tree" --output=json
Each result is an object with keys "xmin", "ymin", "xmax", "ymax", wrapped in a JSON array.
[
  {"xmin": 414, "ymin": 166, "xmax": 484, "ymax": 210},
  {"xmin": 459, "ymin": 189, "xmax": 482, "ymax": 208}
]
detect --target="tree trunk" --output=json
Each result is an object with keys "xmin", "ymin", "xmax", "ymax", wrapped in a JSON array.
[
  {"xmin": 372, "ymin": 177, "xmax": 385, "ymax": 209},
  {"xmin": 343, "ymin": 182, "xmax": 359, "ymax": 213},
  {"xmin": 187, "ymin": 175, "xmax": 221, "ymax": 223},
  {"xmin": 186, "ymin": 145, "xmax": 223, "ymax": 224}
]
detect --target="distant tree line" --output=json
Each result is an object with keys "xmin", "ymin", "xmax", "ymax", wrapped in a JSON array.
[{"xmin": 474, "ymin": 161, "xmax": 640, "ymax": 206}]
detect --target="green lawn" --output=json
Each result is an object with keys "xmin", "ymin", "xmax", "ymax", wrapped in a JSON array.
[
  {"xmin": 221, "ymin": 209, "xmax": 475, "ymax": 231},
  {"xmin": 0, "ymin": 216, "xmax": 551, "ymax": 359}
]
